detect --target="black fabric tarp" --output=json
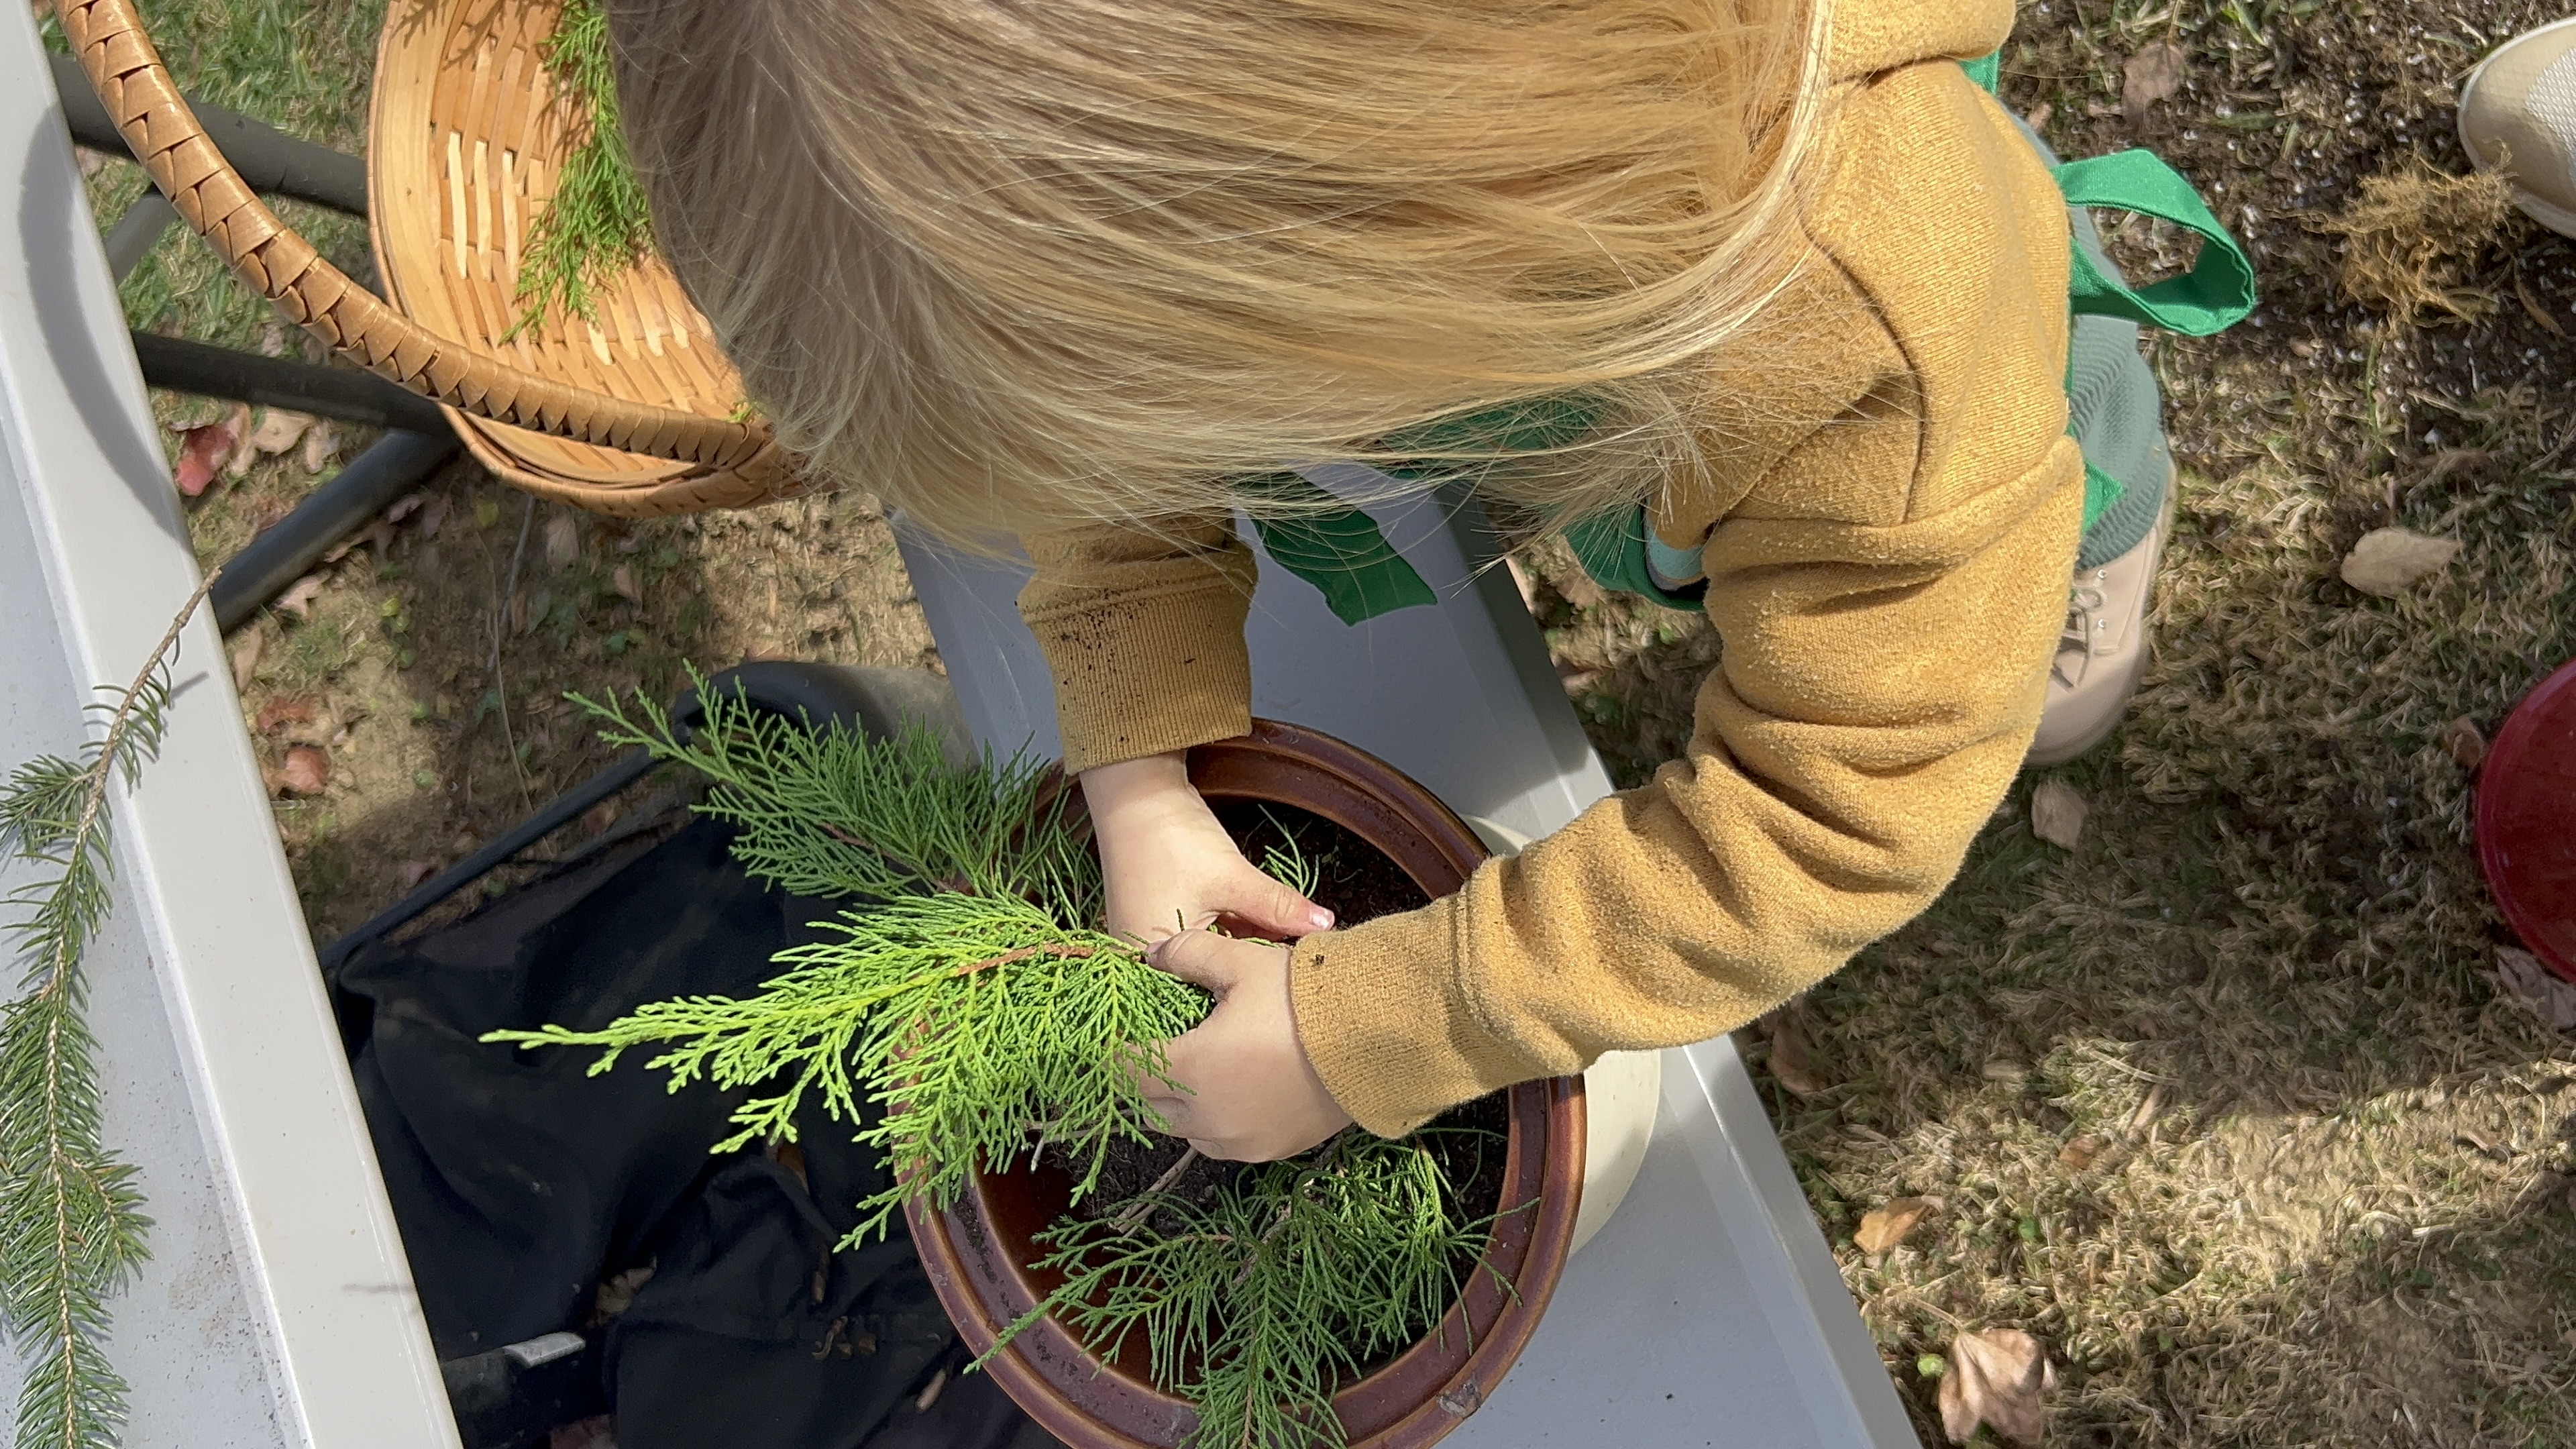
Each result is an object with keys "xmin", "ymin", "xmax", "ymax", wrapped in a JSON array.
[{"xmin": 337, "ymin": 817, "xmax": 1057, "ymax": 1449}]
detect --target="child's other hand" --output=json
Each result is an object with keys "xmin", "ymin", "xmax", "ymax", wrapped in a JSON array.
[
  {"xmin": 1140, "ymin": 929, "xmax": 1353, "ymax": 1161},
  {"xmin": 1079, "ymin": 752, "xmax": 1333, "ymax": 947}
]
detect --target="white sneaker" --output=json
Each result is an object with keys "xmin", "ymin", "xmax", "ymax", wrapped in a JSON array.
[
  {"xmin": 2461, "ymin": 17, "xmax": 2576, "ymax": 239},
  {"xmin": 2028, "ymin": 476, "xmax": 2176, "ymax": 767}
]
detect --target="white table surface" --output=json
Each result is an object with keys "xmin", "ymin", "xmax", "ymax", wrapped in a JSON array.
[{"xmin": 0, "ymin": 12, "xmax": 456, "ymax": 1446}]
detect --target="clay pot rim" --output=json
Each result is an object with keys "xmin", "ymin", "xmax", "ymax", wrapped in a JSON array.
[{"xmin": 906, "ymin": 720, "xmax": 1586, "ymax": 1449}]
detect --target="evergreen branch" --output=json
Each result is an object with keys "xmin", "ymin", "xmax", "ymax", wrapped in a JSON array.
[
  {"xmin": 990, "ymin": 1129, "xmax": 1501, "ymax": 1449},
  {"xmin": 569, "ymin": 668, "xmax": 1098, "ymax": 920},
  {"xmin": 504, "ymin": 669, "xmax": 1503, "ymax": 1447},
  {"xmin": 492, "ymin": 898, "xmax": 1201, "ymax": 1243},
  {"xmin": 510, "ymin": 0, "xmax": 654, "ymax": 333},
  {"xmin": 0, "ymin": 578, "xmax": 213, "ymax": 1449}
]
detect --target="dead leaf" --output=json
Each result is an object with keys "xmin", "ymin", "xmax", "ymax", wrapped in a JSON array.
[
  {"xmin": 229, "ymin": 630, "xmax": 265, "ymax": 692},
  {"xmin": 302, "ymin": 422, "xmax": 342, "ymax": 474},
  {"xmin": 248, "ymin": 409, "xmax": 312, "ymax": 456},
  {"xmin": 78, "ymin": 147, "xmax": 108, "ymax": 180},
  {"xmin": 174, "ymin": 419, "xmax": 237, "ymax": 498},
  {"xmin": 1982, "ymin": 1059, "xmax": 2029, "ymax": 1085},
  {"xmin": 2023, "ymin": 101, "xmax": 2053, "ymax": 132},
  {"xmin": 582, "ymin": 801, "xmax": 622, "ymax": 836},
  {"xmin": 2440, "ymin": 716, "xmax": 2486, "ymax": 771},
  {"xmin": 1764, "ymin": 1008, "xmax": 1830, "ymax": 1097},
  {"xmin": 509, "ymin": 592, "xmax": 531, "ymax": 634},
  {"xmin": 273, "ymin": 745, "xmax": 331, "ymax": 797},
  {"xmin": 544, "ymin": 513, "xmax": 581, "ymax": 570},
  {"xmin": 2341, "ymin": 527, "xmax": 2462, "ymax": 596},
  {"xmin": 2123, "ymin": 40, "xmax": 2187, "ymax": 119},
  {"xmin": 274, "ymin": 574, "xmax": 327, "ymax": 621},
  {"xmin": 2059, "ymin": 1134, "xmax": 2104, "ymax": 1171},
  {"xmin": 255, "ymin": 696, "xmax": 321, "ymax": 735},
  {"xmin": 1505, "ymin": 557, "xmax": 1540, "ymax": 613},
  {"xmin": 258, "ymin": 322, "xmax": 289, "ymax": 358},
  {"xmin": 1939, "ymin": 1328, "xmax": 2054, "ymax": 1446},
  {"xmin": 416, "ymin": 493, "xmax": 452, "ymax": 541},
  {"xmin": 398, "ymin": 861, "xmax": 437, "ymax": 890},
  {"xmin": 1855, "ymin": 1196, "xmax": 1939, "ymax": 1254},
  {"xmin": 2031, "ymin": 780, "xmax": 2087, "ymax": 850},
  {"xmin": 2496, "ymin": 947, "xmax": 2576, "ymax": 1032},
  {"xmin": 323, "ymin": 519, "xmax": 396, "ymax": 564},
  {"xmin": 221, "ymin": 404, "xmax": 256, "ymax": 479},
  {"xmin": 385, "ymin": 493, "xmax": 429, "ymax": 527},
  {"xmin": 611, "ymin": 564, "xmax": 642, "ymax": 604}
]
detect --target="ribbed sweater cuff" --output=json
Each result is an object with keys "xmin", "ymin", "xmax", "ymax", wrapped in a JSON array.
[
  {"xmin": 1287, "ymin": 900, "xmax": 1536, "ymax": 1137},
  {"xmin": 1026, "ymin": 582, "xmax": 1254, "ymax": 775}
]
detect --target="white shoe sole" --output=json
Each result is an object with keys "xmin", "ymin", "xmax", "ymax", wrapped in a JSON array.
[{"xmin": 2458, "ymin": 15, "xmax": 2576, "ymax": 241}]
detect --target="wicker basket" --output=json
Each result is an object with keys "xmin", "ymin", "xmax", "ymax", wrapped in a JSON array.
[{"xmin": 61, "ymin": 0, "xmax": 798, "ymax": 517}]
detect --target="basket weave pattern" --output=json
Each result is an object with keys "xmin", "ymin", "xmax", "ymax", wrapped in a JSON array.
[{"xmin": 61, "ymin": 0, "xmax": 799, "ymax": 516}]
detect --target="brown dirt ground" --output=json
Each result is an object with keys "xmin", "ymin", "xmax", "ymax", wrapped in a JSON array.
[{"xmin": 59, "ymin": 0, "xmax": 2576, "ymax": 1444}]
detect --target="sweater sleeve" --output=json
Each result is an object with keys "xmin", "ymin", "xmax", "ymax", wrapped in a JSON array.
[
  {"xmin": 1288, "ymin": 62, "xmax": 2084, "ymax": 1136},
  {"xmin": 1016, "ymin": 517, "xmax": 1260, "ymax": 775}
]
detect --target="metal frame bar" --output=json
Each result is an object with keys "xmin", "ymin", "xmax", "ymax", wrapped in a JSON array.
[{"xmin": 50, "ymin": 51, "xmax": 369, "ymax": 215}]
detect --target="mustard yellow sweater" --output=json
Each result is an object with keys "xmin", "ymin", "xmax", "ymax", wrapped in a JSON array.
[{"xmin": 1017, "ymin": 0, "xmax": 2081, "ymax": 1136}]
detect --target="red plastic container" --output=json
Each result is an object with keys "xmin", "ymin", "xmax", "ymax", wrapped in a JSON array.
[{"xmin": 2479, "ymin": 659, "xmax": 2576, "ymax": 982}]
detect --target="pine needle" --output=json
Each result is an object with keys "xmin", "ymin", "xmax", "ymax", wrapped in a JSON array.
[
  {"xmin": 510, "ymin": 0, "xmax": 652, "ymax": 333},
  {"xmin": 0, "ymin": 578, "xmax": 215, "ymax": 1449}
]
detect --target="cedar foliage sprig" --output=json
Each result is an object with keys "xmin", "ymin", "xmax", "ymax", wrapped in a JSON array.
[
  {"xmin": 511, "ymin": 0, "xmax": 653, "ymax": 333},
  {"xmin": 996, "ymin": 1129, "xmax": 1500, "ymax": 1449},
  {"xmin": 492, "ymin": 891, "xmax": 1201, "ymax": 1244},
  {"xmin": 486, "ymin": 670, "xmax": 1195, "ymax": 1242},
  {"xmin": 566, "ymin": 673, "xmax": 1099, "ymax": 918},
  {"xmin": 0, "ymin": 580, "xmax": 214, "ymax": 1449}
]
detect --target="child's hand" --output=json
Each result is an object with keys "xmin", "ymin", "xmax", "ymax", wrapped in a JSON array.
[
  {"xmin": 1139, "ymin": 928, "xmax": 1353, "ymax": 1161},
  {"xmin": 1079, "ymin": 752, "xmax": 1334, "ymax": 947}
]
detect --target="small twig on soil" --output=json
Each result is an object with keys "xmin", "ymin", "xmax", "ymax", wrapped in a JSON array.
[
  {"xmin": 491, "ymin": 496, "xmax": 537, "ymax": 808},
  {"xmin": 1113, "ymin": 1147, "xmax": 1203, "ymax": 1232},
  {"xmin": 1230, "ymin": 1201, "xmax": 1296, "ymax": 1289}
]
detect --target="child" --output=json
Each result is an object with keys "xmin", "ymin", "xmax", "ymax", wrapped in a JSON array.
[{"xmin": 610, "ymin": 0, "xmax": 2174, "ymax": 1161}]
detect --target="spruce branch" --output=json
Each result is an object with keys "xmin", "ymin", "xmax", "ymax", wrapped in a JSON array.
[{"xmin": 0, "ymin": 577, "xmax": 215, "ymax": 1449}]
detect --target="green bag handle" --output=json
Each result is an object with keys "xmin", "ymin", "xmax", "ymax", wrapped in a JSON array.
[
  {"xmin": 1240, "ymin": 474, "xmax": 1438, "ymax": 627},
  {"xmin": 2052, "ymin": 151, "xmax": 2257, "ymax": 336}
]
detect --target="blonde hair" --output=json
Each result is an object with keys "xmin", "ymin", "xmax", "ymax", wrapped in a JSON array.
[{"xmin": 609, "ymin": 0, "xmax": 1831, "ymax": 543}]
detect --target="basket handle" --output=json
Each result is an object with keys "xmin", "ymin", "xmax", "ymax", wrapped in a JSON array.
[{"xmin": 58, "ymin": 0, "xmax": 771, "ymax": 474}]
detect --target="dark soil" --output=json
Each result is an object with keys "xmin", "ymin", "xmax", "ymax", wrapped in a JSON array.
[{"xmin": 1205, "ymin": 800, "xmax": 1431, "ymax": 926}]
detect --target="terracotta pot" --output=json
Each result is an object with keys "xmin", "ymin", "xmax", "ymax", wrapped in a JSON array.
[{"xmin": 906, "ymin": 720, "xmax": 1587, "ymax": 1448}]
